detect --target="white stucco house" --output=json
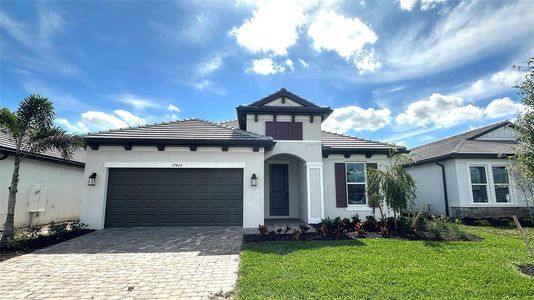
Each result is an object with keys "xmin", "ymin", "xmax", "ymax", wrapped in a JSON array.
[
  {"xmin": 80, "ymin": 89, "xmax": 406, "ymax": 229},
  {"xmin": 0, "ymin": 132, "xmax": 85, "ymax": 229},
  {"xmin": 407, "ymin": 121, "xmax": 531, "ymax": 218}
]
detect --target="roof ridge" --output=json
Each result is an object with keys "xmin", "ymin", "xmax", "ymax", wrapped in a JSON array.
[
  {"xmin": 84, "ymin": 118, "xmax": 204, "ymax": 136},
  {"xmin": 208, "ymin": 119, "xmax": 272, "ymax": 140},
  {"xmin": 321, "ymin": 130, "xmax": 390, "ymax": 146},
  {"xmin": 411, "ymin": 120, "xmax": 510, "ymax": 150}
]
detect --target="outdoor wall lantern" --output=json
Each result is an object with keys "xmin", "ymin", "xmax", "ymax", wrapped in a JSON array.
[
  {"xmin": 88, "ymin": 173, "xmax": 97, "ymax": 186},
  {"xmin": 251, "ymin": 173, "xmax": 258, "ymax": 186}
]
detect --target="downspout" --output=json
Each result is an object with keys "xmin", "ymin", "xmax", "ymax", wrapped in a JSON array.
[{"xmin": 436, "ymin": 162, "xmax": 449, "ymax": 217}]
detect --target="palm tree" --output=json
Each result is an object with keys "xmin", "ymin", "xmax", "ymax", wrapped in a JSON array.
[
  {"xmin": 0, "ymin": 95, "xmax": 84, "ymax": 247},
  {"xmin": 367, "ymin": 148, "xmax": 417, "ymax": 231}
]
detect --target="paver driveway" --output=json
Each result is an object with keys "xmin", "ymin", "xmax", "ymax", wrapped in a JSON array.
[{"xmin": 0, "ymin": 227, "xmax": 243, "ymax": 299}]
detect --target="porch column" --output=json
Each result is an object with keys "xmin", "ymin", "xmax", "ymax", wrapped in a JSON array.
[{"xmin": 306, "ymin": 162, "xmax": 324, "ymax": 224}]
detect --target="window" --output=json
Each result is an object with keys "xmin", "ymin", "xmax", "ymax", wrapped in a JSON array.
[
  {"xmin": 470, "ymin": 166, "xmax": 489, "ymax": 203},
  {"xmin": 346, "ymin": 162, "xmax": 366, "ymax": 205},
  {"xmin": 265, "ymin": 121, "xmax": 303, "ymax": 140},
  {"xmin": 492, "ymin": 166, "xmax": 511, "ymax": 203}
]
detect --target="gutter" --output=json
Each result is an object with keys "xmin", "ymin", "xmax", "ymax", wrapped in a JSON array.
[{"xmin": 436, "ymin": 162, "xmax": 449, "ymax": 217}]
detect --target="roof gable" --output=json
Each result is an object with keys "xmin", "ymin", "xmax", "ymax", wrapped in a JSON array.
[
  {"xmin": 247, "ymin": 88, "xmax": 320, "ymax": 108},
  {"xmin": 410, "ymin": 121, "xmax": 516, "ymax": 164}
]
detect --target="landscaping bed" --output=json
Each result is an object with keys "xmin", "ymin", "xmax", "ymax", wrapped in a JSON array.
[
  {"xmin": 0, "ymin": 220, "xmax": 94, "ymax": 262},
  {"xmin": 245, "ymin": 215, "xmax": 482, "ymax": 243}
]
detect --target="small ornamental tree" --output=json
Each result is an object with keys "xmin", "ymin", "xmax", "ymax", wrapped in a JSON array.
[
  {"xmin": 367, "ymin": 148, "xmax": 417, "ymax": 231},
  {"xmin": 0, "ymin": 95, "xmax": 84, "ymax": 248},
  {"xmin": 513, "ymin": 57, "xmax": 534, "ymax": 182}
]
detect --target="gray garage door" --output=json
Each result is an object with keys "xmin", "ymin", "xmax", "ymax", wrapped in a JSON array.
[{"xmin": 105, "ymin": 168, "xmax": 243, "ymax": 227}]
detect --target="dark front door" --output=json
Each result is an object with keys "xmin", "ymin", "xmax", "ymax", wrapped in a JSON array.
[
  {"xmin": 105, "ymin": 168, "xmax": 243, "ymax": 227},
  {"xmin": 270, "ymin": 164, "xmax": 289, "ymax": 216}
]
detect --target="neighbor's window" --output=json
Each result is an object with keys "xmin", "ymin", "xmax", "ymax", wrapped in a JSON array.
[
  {"xmin": 470, "ymin": 166, "xmax": 489, "ymax": 203},
  {"xmin": 346, "ymin": 162, "xmax": 366, "ymax": 205},
  {"xmin": 492, "ymin": 166, "xmax": 511, "ymax": 203}
]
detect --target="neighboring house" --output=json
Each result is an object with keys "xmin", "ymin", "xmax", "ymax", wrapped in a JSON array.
[
  {"xmin": 80, "ymin": 88, "xmax": 406, "ymax": 229},
  {"xmin": 0, "ymin": 131, "xmax": 86, "ymax": 229},
  {"xmin": 407, "ymin": 121, "xmax": 531, "ymax": 218}
]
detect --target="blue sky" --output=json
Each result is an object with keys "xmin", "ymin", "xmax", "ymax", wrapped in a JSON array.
[{"xmin": 1, "ymin": 0, "xmax": 532, "ymax": 147}]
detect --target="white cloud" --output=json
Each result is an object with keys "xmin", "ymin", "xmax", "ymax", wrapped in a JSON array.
[
  {"xmin": 195, "ymin": 55, "xmax": 223, "ymax": 77},
  {"xmin": 80, "ymin": 111, "xmax": 129, "ymax": 130},
  {"xmin": 399, "ymin": 0, "xmax": 447, "ymax": 11},
  {"xmin": 230, "ymin": 0, "xmax": 310, "ymax": 56},
  {"xmin": 60, "ymin": 109, "xmax": 148, "ymax": 132},
  {"xmin": 399, "ymin": 0, "xmax": 417, "ymax": 11},
  {"xmin": 167, "ymin": 104, "xmax": 180, "ymax": 112},
  {"xmin": 285, "ymin": 59, "xmax": 295, "ymax": 71},
  {"xmin": 383, "ymin": 1, "xmax": 534, "ymax": 81},
  {"xmin": 298, "ymin": 58, "xmax": 309, "ymax": 69},
  {"xmin": 115, "ymin": 94, "xmax": 160, "ymax": 110},
  {"xmin": 454, "ymin": 68, "xmax": 525, "ymax": 101},
  {"xmin": 484, "ymin": 97, "xmax": 524, "ymax": 119},
  {"xmin": 113, "ymin": 110, "xmax": 147, "ymax": 126},
  {"xmin": 307, "ymin": 10, "xmax": 379, "ymax": 73},
  {"xmin": 55, "ymin": 118, "xmax": 89, "ymax": 133},
  {"xmin": 248, "ymin": 58, "xmax": 286, "ymax": 75},
  {"xmin": 322, "ymin": 106, "xmax": 392, "ymax": 133},
  {"xmin": 396, "ymin": 93, "xmax": 484, "ymax": 128}
]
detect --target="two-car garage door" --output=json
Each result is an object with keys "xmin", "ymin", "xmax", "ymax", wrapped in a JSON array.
[{"xmin": 105, "ymin": 168, "xmax": 243, "ymax": 227}]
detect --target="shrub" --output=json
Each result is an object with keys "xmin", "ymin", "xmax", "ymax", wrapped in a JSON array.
[
  {"xmin": 299, "ymin": 224, "xmax": 310, "ymax": 234},
  {"xmin": 334, "ymin": 225, "xmax": 346, "ymax": 240},
  {"xmin": 430, "ymin": 222, "xmax": 446, "ymax": 240},
  {"xmin": 355, "ymin": 223, "xmax": 366, "ymax": 238},
  {"xmin": 284, "ymin": 226, "xmax": 292, "ymax": 234},
  {"xmin": 351, "ymin": 214, "xmax": 361, "ymax": 224},
  {"xmin": 477, "ymin": 219, "xmax": 492, "ymax": 227},
  {"xmin": 49, "ymin": 221, "xmax": 69, "ymax": 236},
  {"xmin": 379, "ymin": 226, "xmax": 390, "ymax": 238},
  {"xmin": 321, "ymin": 217, "xmax": 335, "ymax": 229},
  {"xmin": 364, "ymin": 216, "xmax": 378, "ymax": 231},
  {"xmin": 276, "ymin": 228, "xmax": 283, "ymax": 234},
  {"xmin": 258, "ymin": 224, "xmax": 269, "ymax": 235},
  {"xmin": 317, "ymin": 224, "xmax": 328, "ymax": 238},
  {"xmin": 449, "ymin": 223, "xmax": 469, "ymax": 240},
  {"xmin": 292, "ymin": 229, "xmax": 302, "ymax": 241}
]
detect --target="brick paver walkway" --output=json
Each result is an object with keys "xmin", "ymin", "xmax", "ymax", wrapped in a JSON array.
[{"xmin": 0, "ymin": 227, "xmax": 243, "ymax": 299}]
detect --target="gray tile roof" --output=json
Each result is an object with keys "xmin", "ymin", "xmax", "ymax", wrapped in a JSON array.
[
  {"xmin": 321, "ymin": 131, "xmax": 404, "ymax": 151},
  {"xmin": 410, "ymin": 121, "xmax": 516, "ymax": 164},
  {"xmin": 0, "ymin": 131, "xmax": 86, "ymax": 165},
  {"xmin": 84, "ymin": 119, "xmax": 274, "ymax": 146},
  {"xmin": 218, "ymin": 120, "xmax": 404, "ymax": 153}
]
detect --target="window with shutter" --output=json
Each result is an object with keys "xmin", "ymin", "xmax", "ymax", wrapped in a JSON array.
[{"xmin": 265, "ymin": 121, "xmax": 303, "ymax": 140}]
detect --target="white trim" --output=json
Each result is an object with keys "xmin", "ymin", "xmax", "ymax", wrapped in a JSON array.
[
  {"xmin": 345, "ymin": 206, "xmax": 373, "ymax": 212},
  {"xmin": 467, "ymin": 163, "xmax": 514, "ymax": 205},
  {"xmin": 345, "ymin": 162, "xmax": 367, "ymax": 206},
  {"xmin": 319, "ymin": 165, "xmax": 324, "ymax": 219},
  {"xmin": 306, "ymin": 166, "xmax": 311, "ymax": 222},
  {"xmin": 306, "ymin": 162, "xmax": 323, "ymax": 167},
  {"xmin": 468, "ymin": 164, "xmax": 490, "ymax": 204},
  {"xmin": 104, "ymin": 162, "xmax": 247, "ymax": 168}
]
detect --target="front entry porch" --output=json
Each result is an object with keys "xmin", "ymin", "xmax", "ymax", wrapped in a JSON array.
[{"xmin": 264, "ymin": 153, "xmax": 324, "ymax": 225}]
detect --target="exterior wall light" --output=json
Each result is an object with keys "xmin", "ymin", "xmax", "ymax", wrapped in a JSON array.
[
  {"xmin": 88, "ymin": 173, "xmax": 97, "ymax": 186},
  {"xmin": 251, "ymin": 173, "xmax": 258, "ymax": 186}
]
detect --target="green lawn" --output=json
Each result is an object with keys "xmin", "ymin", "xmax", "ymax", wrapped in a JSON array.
[{"xmin": 237, "ymin": 226, "xmax": 534, "ymax": 299}]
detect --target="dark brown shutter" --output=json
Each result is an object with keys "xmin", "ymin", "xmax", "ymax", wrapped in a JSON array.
[
  {"xmin": 278, "ymin": 122, "xmax": 290, "ymax": 139},
  {"xmin": 265, "ymin": 121, "xmax": 276, "ymax": 137},
  {"xmin": 289, "ymin": 122, "xmax": 303, "ymax": 140},
  {"xmin": 366, "ymin": 163, "xmax": 378, "ymax": 198},
  {"xmin": 335, "ymin": 163, "xmax": 347, "ymax": 208}
]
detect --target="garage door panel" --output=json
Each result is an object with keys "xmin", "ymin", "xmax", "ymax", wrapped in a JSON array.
[{"xmin": 105, "ymin": 168, "xmax": 243, "ymax": 227}]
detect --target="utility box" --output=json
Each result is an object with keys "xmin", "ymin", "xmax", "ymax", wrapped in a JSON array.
[{"xmin": 27, "ymin": 184, "xmax": 47, "ymax": 212}]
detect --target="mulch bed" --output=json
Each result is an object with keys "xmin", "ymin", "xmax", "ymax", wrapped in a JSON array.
[
  {"xmin": 243, "ymin": 230, "xmax": 482, "ymax": 243},
  {"xmin": 0, "ymin": 229, "xmax": 94, "ymax": 262},
  {"xmin": 518, "ymin": 264, "xmax": 534, "ymax": 277}
]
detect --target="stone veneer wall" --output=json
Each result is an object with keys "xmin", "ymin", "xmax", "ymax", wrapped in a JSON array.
[{"xmin": 451, "ymin": 207, "xmax": 531, "ymax": 218}]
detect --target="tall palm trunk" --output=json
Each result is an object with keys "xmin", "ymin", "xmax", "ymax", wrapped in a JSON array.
[{"xmin": 0, "ymin": 155, "xmax": 21, "ymax": 248}]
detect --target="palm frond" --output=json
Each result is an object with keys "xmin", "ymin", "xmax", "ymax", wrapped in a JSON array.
[
  {"xmin": 16, "ymin": 94, "xmax": 55, "ymax": 131},
  {"xmin": 28, "ymin": 127, "xmax": 85, "ymax": 159}
]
